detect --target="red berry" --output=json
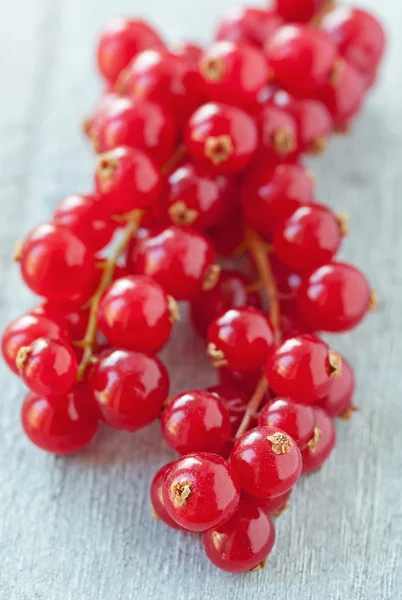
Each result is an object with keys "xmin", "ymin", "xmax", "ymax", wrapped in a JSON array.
[
  {"xmin": 161, "ymin": 390, "xmax": 231, "ymax": 454},
  {"xmin": 53, "ymin": 193, "xmax": 116, "ymax": 251},
  {"xmin": 129, "ymin": 225, "xmax": 218, "ymax": 300},
  {"xmin": 317, "ymin": 355, "xmax": 355, "ymax": 418},
  {"xmin": 259, "ymin": 397, "xmax": 315, "ymax": 450},
  {"xmin": 241, "ymin": 163, "xmax": 315, "ymax": 238},
  {"xmin": 265, "ymin": 25, "xmax": 338, "ymax": 97},
  {"xmin": 97, "ymin": 18, "xmax": 164, "ymax": 84},
  {"xmin": 274, "ymin": 0, "xmax": 327, "ymax": 23},
  {"xmin": 185, "ymin": 102, "xmax": 258, "ymax": 174},
  {"xmin": 244, "ymin": 489, "xmax": 291, "ymax": 516},
  {"xmin": 190, "ymin": 269, "xmax": 261, "ymax": 337},
  {"xmin": 84, "ymin": 92, "xmax": 120, "ymax": 148},
  {"xmin": 218, "ymin": 367, "xmax": 262, "ymax": 397},
  {"xmin": 207, "ymin": 211, "xmax": 245, "ymax": 257},
  {"xmin": 297, "ymin": 262, "xmax": 372, "ymax": 332},
  {"xmin": 269, "ymin": 252, "xmax": 303, "ymax": 298},
  {"xmin": 321, "ymin": 7, "xmax": 386, "ymax": 75},
  {"xmin": 302, "ymin": 407, "xmax": 336, "ymax": 474},
  {"xmin": 19, "ymin": 223, "xmax": 95, "ymax": 302},
  {"xmin": 273, "ymin": 204, "xmax": 344, "ymax": 271},
  {"xmin": 257, "ymin": 102, "xmax": 298, "ymax": 161},
  {"xmin": 279, "ymin": 297, "xmax": 315, "ymax": 338},
  {"xmin": 98, "ymin": 275, "xmax": 177, "ymax": 354},
  {"xmin": 90, "ymin": 349, "xmax": 169, "ymax": 431},
  {"xmin": 162, "ymin": 452, "xmax": 240, "ymax": 531},
  {"xmin": 171, "ymin": 42, "xmax": 203, "ymax": 69},
  {"xmin": 95, "ymin": 146, "xmax": 162, "ymax": 215},
  {"xmin": 207, "ymin": 384, "xmax": 249, "ymax": 437},
  {"xmin": 21, "ymin": 389, "xmax": 98, "ymax": 454},
  {"xmin": 265, "ymin": 334, "xmax": 342, "ymax": 404},
  {"xmin": 207, "ymin": 307, "xmax": 275, "ymax": 372},
  {"xmin": 230, "ymin": 425, "xmax": 302, "ymax": 497},
  {"xmin": 150, "ymin": 463, "xmax": 186, "ymax": 530},
  {"xmin": 2, "ymin": 314, "xmax": 69, "ymax": 374},
  {"xmin": 31, "ymin": 301, "xmax": 89, "ymax": 341},
  {"xmin": 203, "ymin": 499, "xmax": 276, "ymax": 572},
  {"xmin": 16, "ymin": 337, "xmax": 78, "ymax": 397},
  {"xmin": 200, "ymin": 41, "xmax": 269, "ymax": 106},
  {"xmin": 319, "ymin": 61, "xmax": 365, "ymax": 128},
  {"xmin": 215, "ymin": 7, "xmax": 283, "ymax": 48},
  {"xmin": 167, "ymin": 162, "xmax": 235, "ymax": 230}
]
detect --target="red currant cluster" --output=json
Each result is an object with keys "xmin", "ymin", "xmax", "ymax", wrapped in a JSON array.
[{"xmin": 2, "ymin": 0, "xmax": 385, "ymax": 574}]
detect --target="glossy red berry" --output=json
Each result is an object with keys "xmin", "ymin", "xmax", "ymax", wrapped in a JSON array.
[
  {"xmin": 230, "ymin": 425, "xmax": 302, "ymax": 498},
  {"xmin": 95, "ymin": 146, "xmax": 162, "ymax": 215},
  {"xmin": 16, "ymin": 337, "xmax": 78, "ymax": 397},
  {"xmin": 167, "ymin": 162, "xmax": 235, "ymax": 230},
  {"xmin": 21, "ymin": 389, "xmax": 98, "ymax": 454},
  {"xmin": 279, "ymin": 297, "xmax": 315, "ymax": 338},
  {"xmin": 297, "ymin": 262, "xmax": 372, "ymax": 332},
  {"xmin": 257, "ymin": 102, "xmax": 298, "ymax": 161},
  {"xmin": 265, "ymin": 334, "xmax": 342, "ymax": 404},
  {"xmin": 207, "ymin": 211, "xmax": 245, "ymax": 257},
  {"xmin": 31, "ymin": 301, "xmax": 89, "ymax": 341},
  {"xmin": 265, "ymin": 25, "xmax": 338, "ymax": 97},
  {"xmin": 207, "ymin": 385, "xmax": 249, "ymax": 437},
  {"xmin": 150, "ymin": 463, "xmax": 186, "ymax": 530},
  {"xmin": 90, "ymin": 349, "xmax": 169, "ymax": 431},
  {"xmin": 200, "ymin": 41, "xmax": 269, "ymax": 106},
  {"xmin": 241, "ymin": 163, "xmax": 315, "ymax": 238},
  {"xmin": 218, "ymin": 367, "xmax": 262, "ymax": 397},
  {"xmin": 319, "ymin": 61, "xmax": 365, "ymax": 128},
  {"xmin": 162, "ymin": 452, "xmax": 240, "ymax": 531},
  {"xmin": 203, "ymin": 499, "xmax": 276, "ymax": 572},
  {"xmin": 215, "ymin": 7, "xmax": 283, "ymax": 48},
  {"xmin": 317, "ymin": 355, "xmax": 355, "ymax": 418},
  {"xmin": 274, "ymin": 0, "xmax": 327, "ymax": 23},
  {"xmin": 190, "ymin": 269, "xmax": 261, "ymax": 337},
  {"xmin": 185, "ymin": 102, "xmax": 258, "ymax": 174},
  {"xmin": 98, "ymin": 275, "xmax": 176, "ymax": 354},
  {"xmin": 53, "ymin": 193, "xmax": 116, "ymax": 251},
  {"xmin": 321, "ymin": 7, "xmax": 386, "ymax": 75},
  {"xmin": 19, "ymin": 223, "xmax": 95, "ymax": 302},
  {"xmin": 207, "ymin": 307, "xmax": 275, "ymax": 372},
  {"xmin": 244, "ymin": 489, "xmax": 291, "ymax": 517},
  {"xmin": 171, "ymin": 42, "xmax": 203, "ymax": 69},
  {"xmin": 130, "ymin": 225, "xmax": 218, "ymax": 300},
  {"xmin": 97, "ymin": 18, "xmax": 165, "ymax": 84},
  {"xmin": 302, "ymin": 407, "xmax": 336, "ymax": 474},
  {"xmin": 161, "ymin": 390, "xmax": 231, "ymax": 455},
  {"xmin": 273, "ymin": 204, "xmax": 344, "ymax": 271},
  {"xmin": 2, "ymin": 314, "xmax": 69, "ymax": 374},
  {"xmin": 259, "ymin": 397, "xmax": 315, "ymax": 450}
]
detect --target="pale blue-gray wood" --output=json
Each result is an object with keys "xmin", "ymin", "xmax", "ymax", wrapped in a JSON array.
[{"xmin": 0, "ymin": 1, "xmax": 401, "ymax": 599}]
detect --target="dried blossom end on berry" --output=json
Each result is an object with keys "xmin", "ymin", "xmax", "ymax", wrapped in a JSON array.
[
  {"xmin": 205, "ymin": 135, "xmax": 234, "ymax": 165},
  {"xmin": 335, "ymin": 212, "xmax": 350, "ymax": 236},
  {"xmin": 307, "ymin": 427, "xmax": 322, "ymax": 453},
  {"xmin": 202, "ymin": 264, "xmax": 221, "ymax": 292},
  {"xmin": 328, "ymin": 351, "xmax": 342, "ymax": 377},
  {"xmin": 202, "ymin": 56, "xmax": 225, "ymax": 82},
  {"xmin": 168, "ymin": 201, "xmax": 199, "ymax": 225},
  {"xmin": 267, "ymin": 432, "xmax": 293, "ymax": 455},
  {"xmin": 167, "ymin": 296, "xmax": 180, "ymax": 324},
  {"xmin": 171, "ymin": 479, "xmax": 192, "ymax": 508},
  {"xmin": 15, "ymin": 346, "xmax": 32, "ymax": 371}
]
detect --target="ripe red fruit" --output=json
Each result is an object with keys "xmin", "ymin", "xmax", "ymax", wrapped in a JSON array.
[
  {"xmin": 207, "ymin": 211, "xmax": 245, "ymax": 257},
  {"xmin": 98, "ymin": 275, "xmax": 177, "ymax": 353},
  {"xmin": 97, "ymin": 18, "xmax": 165, "ymax": 84},
  {"xmin": 265, "ymin": 25, "xmax": 338, "ymax": 97},
  {"xmin": 19, "ymin": 223, "xmax": 95, "ymax": 302},
  {"xmin": 265, "ymin": 334, "xmax": 342, "ymax": 404},
  {"xmin": 185, "ymin": 102, "xmax": 258, "ymax": 174},
  {"xmin": 218, "ymin": 367, "xmax": 262, "ymax": 397},
  {"xmin": 319, "ymin": 61, "xmax": 365, "ymax": 128},
  {"xmin": 244, "ymin": 489, "xmax": 291, "ymax": 516},
  {"xmin": 200, "ymin": 41, "xmax": 269, "ymax": 106},
  {"xmin": 203, "ymin": 500, "xmax": 276, "ymax": 572},
  {"xmin": 90, "ymin": 349, "xmax": 169, "ymax": 431},
  {"xmin": 2, "ymin": 314, "xmax": 69, "ymax": 374},
  {"xmin": 207, "ymin": 307, "xmax": 275, "ymax": 372},
  {"xmin": 302, "ymin": 407, "xmax": 336, "ymax": 474},
  {"xmin": 161, "ymin": 390, "xmax": 231, "ymax": 454},
  {"xmin": 53, "ymin": 193, "xmax": 116, "ymax": 251},
  {"xmin": 273, "ymin": 204, "xmax": 344, "ymax": 271},
  {"xmin": 171, "ymin": 42, "xmax": 203, "ymax": 69},
  {"xmin": 215, "ymin": 7, "xmax": 283, "ymax": 47},
  {"xmin": 297, "ymin": 262, "xmax": 372, "ymax": 332},
  {"xmin": 274, "ymin": 0, "xmax": 327, "ymax": 23},
  {"xmin": 230, "ymin": 425, "xmax": 302, "ymax": 497},
  {"xmin": 21, "ymin": 389, "xmax": 99, "ymax": 454},
  {"xmin": 190, "ymin": 269, "xmax": 261, "ymax": 337},
  {"xmin": 129, "ymin": 225, "xmax": 218, "ymax": 300},
  {"xmin": 257, "ymin": 102, "xmax": 298, "ymax": 161},
  {"xmin": 207, "ymin": 384, "xmax": 249, "ymax": 437},
  {"xmin": 162, "ymin": 452, "xmax": 240, "ymax": 531},
  {"xmin": 16, "ymin": 337, "xmax": 78, "ymax": 397},
  {"xmin": 150, "ymin": 463, "xmax": 186, "ymax": 530},
  {"xmin": 259, "ymin": 398, "xmax": 315, "ymax": 450},
  {"xmin": 95, "ymin": 146, "xmax": 162, "ymax": 215},
  {"xmin": 31, "ymin": 301, "xmax": 89, "ymax": 341},
  {"xmin": 317, "ymin": 356, "xmax": 355, "ymax": 418}
]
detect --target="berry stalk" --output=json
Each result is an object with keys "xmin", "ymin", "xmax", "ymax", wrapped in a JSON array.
[{"xmin": 234, "ymin": 375, "xmax": 269, "ymax": 439}]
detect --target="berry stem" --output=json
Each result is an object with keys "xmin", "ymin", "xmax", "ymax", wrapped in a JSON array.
[
  {"xmin": 310, "ymin": 0, "xmax": 336, "ymax": 26},
  {"xmin": 245, "ymin": 225, "xmax": 281, "ymax": 342},
  {"xmin": 234, "ymin": 375, "xmax": 268, "ymax": 439},
  {"xmin": 161, "ymin": 143, "xmax": 187, "ymax": 176},
  {"xmin": 76, "ymin": 210, "xmax": 144, "ymax": 380}
]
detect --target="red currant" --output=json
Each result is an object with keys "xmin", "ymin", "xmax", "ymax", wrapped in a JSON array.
[
  {"xmin": 207, "ymin": 307, "xmax": 275, "ymax": 372},
  {"xmin": 244, "ymin": 489, "xmax": 291, "ymax": 517},
  {"xmin": 207, "ymin": 211, "xmax": 244, "ymax": 257},
  {"xmin": 185, "ymin": 102, "xmax": 258, "ymax": 174},
  {"xmin": 319, "ymin": 61, "xmax": 365, "ymax": 128},
  {"xmin": 171, "ymin": 42, "xmax": 203, "ymax": 69},
  {"xmin": 302, "ymin": 406, "xmax": 336, "ymax": 474},
  {"xmin": 297, "ymin": 262, "xmax": 372, "ymax": 332},
  {"xmin": 162, "ymin": 452, "xmax": 240, "ymax": 531},
  {"xmin": 218, "ymin": 367, "xmax": 262, "ymax": 397},
  {"xmin": 274, "ymin": 0, "xmax": 327, "ymax": 23},
  {"xmin": 317, "ymin": 355, "xmax": 355, "ymax": 418},
  {"xmin": 259, "ymin": 397, "xmax": 315, "ymax": 450},
  {"xmin": 202, "ymin": 499, "xmax": 276, "ymax": 572},
  {"xmin": 21, "ymin": 389, "xmax": 98, "ymax": 454},
  {"xmin": 266, "ymin": 334, "xmax": 342, "ymax": 404},
  {"xmin": 230, "ymin": 425, "xmax": 302, "ymax": 497},
  {"xmin": 207, "ymin": 384, "xmax": 249, "ymax": 437},
  {"xmin": 150, "ymin": 463, "xmax": 186, "ymax": 530},
  {"xmin": 257, "ymin": 102, "xmax": 298, "ymax": 161},
  {"xmin": 90, "ymin": 349, "xmax": 169, "ymax": 431},
  {"xmin": 215, "ymin": 7, "xmax": 283, "ymax": 48},
  {"xmin": 31, "ymin": 301, "xmax": 89, "ymax": 341}
]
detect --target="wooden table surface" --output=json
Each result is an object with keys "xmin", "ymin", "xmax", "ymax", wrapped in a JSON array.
[{"xmin": 0, "ymin": 1, "xmax": 401, "ymax": 598}]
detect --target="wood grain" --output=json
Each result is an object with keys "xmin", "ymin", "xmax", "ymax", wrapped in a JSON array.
[{"xmin": 0, "ymin": 1, "xmax": 401, "ymax": 599}]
